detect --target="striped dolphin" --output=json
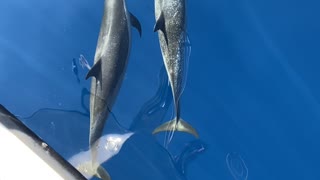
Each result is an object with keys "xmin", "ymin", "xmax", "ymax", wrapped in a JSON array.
[{"xmin": 153, "ymin": 0, "xmax": 198, "ymax": 143}]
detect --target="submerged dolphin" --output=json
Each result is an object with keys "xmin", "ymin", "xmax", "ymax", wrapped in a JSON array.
[
  {"xmin": 85, "ymin": 0, "xmax": 141, "ymax": 178},
  {"xmin": 153, "ymin": 0, "xmax": 198, "ymax": 141}
]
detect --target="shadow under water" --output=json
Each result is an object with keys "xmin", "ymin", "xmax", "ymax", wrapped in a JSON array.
[
  {"xmin": 129, "ymin": 65, "xmax": 172, "ymax": 133},
  {"xmin": 18, "ymin": 66, "xmax": 205, "ymax": 180}
]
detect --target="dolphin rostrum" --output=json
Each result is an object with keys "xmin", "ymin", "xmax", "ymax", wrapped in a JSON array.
[
  {"xmin": 85, "ymin": 0, "xmax": 141, "ymax": 178},
  {"xmin": 153, "ymin": 0, "xmax": 198, "ymax": 142}
]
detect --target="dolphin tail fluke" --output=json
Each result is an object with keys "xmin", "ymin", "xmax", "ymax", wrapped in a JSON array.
[
  {"xmin": 76, "ymin": 161, "xmax": 111, "ymax": 180},
  {"xmin": 152, "ymin": 118, "xmax": 199, "ymax": 138}
]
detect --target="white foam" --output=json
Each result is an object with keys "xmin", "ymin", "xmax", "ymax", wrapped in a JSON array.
[{"xmin": 68, "ymin": 132, "xmax": 134, "ymax": 179}]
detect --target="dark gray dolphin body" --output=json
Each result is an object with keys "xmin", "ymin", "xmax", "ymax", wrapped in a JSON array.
[
  {"xmin": 85, "ymin": 0, "xmax": 141, "ymax": 178},
  {"xmin": 153, "ymin": 0, "xmax": 198, "ymax": 140}
]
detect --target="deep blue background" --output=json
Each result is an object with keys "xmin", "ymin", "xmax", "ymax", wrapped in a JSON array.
[{"xmin": 1, "ymin": 0, "xmax": 320, "ymax": 179}]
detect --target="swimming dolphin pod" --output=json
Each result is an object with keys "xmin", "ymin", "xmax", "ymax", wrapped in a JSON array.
[
  {"xmin": 60, "ymin": 0, "xmax": 201, "ymax": 178},
  {"xmin": 153, "ymin": 0, "xmax": 199, "ymax": 145},
  {"xmin": 83, "ymin": 0, "xmax": 199, "ymax": 177}
]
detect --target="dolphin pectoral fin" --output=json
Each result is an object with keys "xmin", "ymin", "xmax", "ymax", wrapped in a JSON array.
[
  {"xmin": 152, "ymin": 118, "xmax": 199, "ymax": 138},
  {"xmin": 96, "ymin": 165, "xmax": 111, "ymax": 180},
  {"xmin": 86, "ymin": 59, "xmax": 102, "ymax": 82},
  {"xmin": 154, "ymin": 12, "xmax": 168, "ymax": 45},
  {"xmin": 129, "ymin": 12, "xmax": 142, "ymax": 37},
  {"xmin": 76, "ymin": 161, "xmax": 111, "ymax": 180}
]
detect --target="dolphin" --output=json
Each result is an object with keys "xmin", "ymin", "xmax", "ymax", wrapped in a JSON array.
[
  {"xmin": 85, "ymin": 0, "xmax": 141, "ymax": 178},
  {"xmin": 153, "ymin": 0, "xmax": 198, "ymax": 142}
]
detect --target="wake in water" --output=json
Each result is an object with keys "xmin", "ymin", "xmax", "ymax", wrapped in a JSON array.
[
  {"xmin": 226, "ymin": 152, "xmax": 249, "ymax": 180},
  {"xmin": 68, "ymin": 132, "xmax": 134, "ymax": 180},
  {"xmin": 173, "ymin": 139, "xmax": 206, "ymax": 175},
  {"xmin": 79, "ymin": 54, "xmax": 91, "ymax": 70}
]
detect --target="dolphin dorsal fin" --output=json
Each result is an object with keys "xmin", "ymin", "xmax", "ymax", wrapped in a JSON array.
[
  {"xmin": 85, "ymin": 59, "xmax": 102, "ymax": 84},
  {"xmin": 154, "ymin": 11, "xmax": 168, "ymax": 45},
  {"xmin": 129, "ymin": 12, "xmax": 142, "ymax": 37}
]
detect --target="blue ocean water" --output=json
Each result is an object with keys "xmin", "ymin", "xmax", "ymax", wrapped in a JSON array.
[{"xmin": 1, "ymin": 0, "xmax": 320, "ymax": 179}]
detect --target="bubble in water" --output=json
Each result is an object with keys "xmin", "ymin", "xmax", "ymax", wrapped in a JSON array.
[
  {"xmin": 226, "ymin": 152, "xmax": 248, "ymax": 180},
  {"xmin": 79, "ymin": 54, "xmax": 91, "ymax": 70},
  {"xmin": 105, "ymin": 136, "xmax": 122, "ymax": 152}
]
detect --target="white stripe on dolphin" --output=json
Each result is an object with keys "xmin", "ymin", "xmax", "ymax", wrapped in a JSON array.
[
  {"xmin": 84, "ymin": 0, "xmax": 141, "ymax": 179},
  {"xmin": 153, "ymin": 0, "xmax": 199, "ymax": 143}
]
